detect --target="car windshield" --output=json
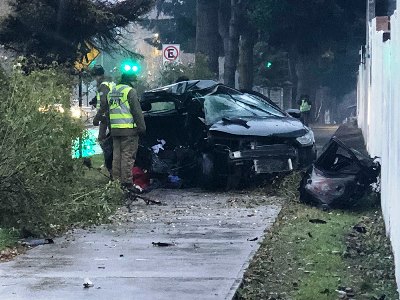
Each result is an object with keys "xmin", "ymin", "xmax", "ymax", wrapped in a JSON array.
[{"xmin": 203, "ymin": 93, "xmax": 285, "ymax": 125}]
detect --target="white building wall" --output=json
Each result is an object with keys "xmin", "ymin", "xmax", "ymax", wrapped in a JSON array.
[{"xmin": 357, "ymin": 7, "xmax": 400, "ymax": 288}]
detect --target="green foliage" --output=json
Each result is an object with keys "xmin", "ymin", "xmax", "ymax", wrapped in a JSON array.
[
  {"xmin": 237, "ymin": 198, "xmax": 398, "ymax": 300},
  {"xmin": 0, "ymin": 0, "xmax": 155, "ymax": 65},
  {"xmin": 0, "ymin": 66, "xmax": 122, "ymax": 234},
  {"xmin": 253, "ymin": 43, "xmax": 291, "ymax": 87},
  {"xmin": 250, "ymin": 0, "xmax": 366, "ymax": 97},
  {"xmin": 158, "ymin": 54, "xmax": 214, "ymax": 86},
  {"xmin": 0, "ymin": 228, "xmax": 18, "ymax": 251}
]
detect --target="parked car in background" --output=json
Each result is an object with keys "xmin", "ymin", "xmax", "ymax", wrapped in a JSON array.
[{"xmin": 137, "ymin": 80, "xmax": 317, "ymax": 189}]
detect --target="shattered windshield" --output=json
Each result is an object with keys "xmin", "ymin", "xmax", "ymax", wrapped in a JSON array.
[{"xmin": 203, "ymin": 93, "xmax": 285, "ymax": 125}]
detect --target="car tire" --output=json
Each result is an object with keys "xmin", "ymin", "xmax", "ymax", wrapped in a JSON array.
[{"xmin": 199, "ymin": 153, "xmax": 217, "ymax": 189}]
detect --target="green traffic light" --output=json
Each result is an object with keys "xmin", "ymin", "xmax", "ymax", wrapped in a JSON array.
[
  {"xmin": 121, "ymin": 60, "xmax": 141, "ymax": 75},
  {"xmin": 265, "ymin": 62, "xmax": 273, "ymax": 69}
]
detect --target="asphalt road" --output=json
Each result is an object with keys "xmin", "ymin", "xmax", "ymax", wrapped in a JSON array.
[{"xmin": 312, "ymin": 125, "xmax": 339, "ymax": 154}]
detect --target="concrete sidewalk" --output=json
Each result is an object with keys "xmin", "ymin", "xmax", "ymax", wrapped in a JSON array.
[{"xmin": 0, "ymin": 190, "xmax": 280, "ymax": 300}]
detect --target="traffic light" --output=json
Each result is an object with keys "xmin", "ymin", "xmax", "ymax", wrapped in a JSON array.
[{"xmin": 121, "ymin": 59, "xmax": 141, "ymax": 75}]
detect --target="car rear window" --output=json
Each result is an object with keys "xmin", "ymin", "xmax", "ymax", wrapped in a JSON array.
[{"xmin": 147, "ymin": 101, "xmax": 176, "ymax": 114}]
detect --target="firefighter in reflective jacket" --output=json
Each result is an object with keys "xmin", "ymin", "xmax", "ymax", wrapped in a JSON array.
[
  {"xmin": 95, "ymin": 72, "xmax": 146, "ymax": 188},
  {"xmin": 298, "ymin": 94, "xmax": 312, "ymax": 126}
]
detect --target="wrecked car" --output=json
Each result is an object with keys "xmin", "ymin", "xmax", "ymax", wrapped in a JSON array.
[
  {"xmin": 299, "ymin": 137, "xmax": 380, "ymax": 208},
  {"xmin": 137, "ymin": 80, "xmax": 317, "ymax": 189}
]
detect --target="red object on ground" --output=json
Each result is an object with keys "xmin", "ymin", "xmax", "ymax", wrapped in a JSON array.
[{"xmin": 132, "ymin": 167, "xmax": 150, "ymax": 190}]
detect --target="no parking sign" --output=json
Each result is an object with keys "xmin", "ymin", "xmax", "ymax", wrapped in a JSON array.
[{"xmin": 162, "ymin": 44, "xmax": 180, "ymax": 64}]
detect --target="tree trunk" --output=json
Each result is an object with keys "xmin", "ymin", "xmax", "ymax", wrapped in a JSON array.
[
  {"xmin": 218, "ymin": 0, "xmax": 230, "ymax": 55},
  {"xmin": 238, "ymin": 22, "xmax": 256, "ymax": 90},
  {"xmin": 288, "ymin": 51, "xmax": 298, "ymax": 108},
  {"xmin": 295, "ymin": 54, "xmax": 318, "ymax": 99},
  {"xmin": 196, "ymin": 0, "xmax": 220, "ymax": 75},
  {"xmin": 296, "ymin": 54, "xmax": 319, "ymax": 123},
  {"xmin": 218, "ymin": 0, "xmax": 230, "ymax": 82},
  {"xmin": 224, "ymin": 0, "xmax": 242, "ymax": 87}
]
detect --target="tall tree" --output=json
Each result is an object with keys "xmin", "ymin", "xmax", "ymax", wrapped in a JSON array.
[
  {"xmin": 196, "ymin": 0, "xmax": 220, "ymax": 75},
  {"xmin": 238, "ymin": 5, "xmax": 257, "ymax": 90},
  {"xmin": 251, "ymin": 0, "xmax": 366, "ymax": 100},
  {"xmin": 0, "ymin": 0, "xmax": 155, "ymax": 65},
  {"xmin": 224, "ymin": 0, "xmax": 242, "ymax": 87},
  {"xmin": 143, "ymin": 0, "xmax": 197, "ymax": 53}
]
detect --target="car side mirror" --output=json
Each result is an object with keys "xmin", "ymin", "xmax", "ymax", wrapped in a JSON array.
[
  {"xmin": 141, "ymin": 101, "xmax": 152, "ymax": 112},
  {"xmin": 286, "ymin": 109, "xmax": 301, "ymax": 119}
]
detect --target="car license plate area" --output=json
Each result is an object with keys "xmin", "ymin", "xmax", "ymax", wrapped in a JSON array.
[{"xmin": 254, "ymin": 158, "xmax": 293, "ymax": 174}]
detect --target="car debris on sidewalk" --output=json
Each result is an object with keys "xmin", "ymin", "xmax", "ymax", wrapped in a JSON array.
[{"xmin": 299, "ymin": 137, "xmax": 380, "ymax": 209}]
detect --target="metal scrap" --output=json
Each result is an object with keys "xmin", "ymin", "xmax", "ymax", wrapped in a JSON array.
[{"xmin": 300, "ymin": 137, "xmax": 380, "ymax": 208}]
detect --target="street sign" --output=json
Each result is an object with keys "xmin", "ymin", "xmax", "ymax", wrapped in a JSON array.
[
  {"xmin": 162, "ymin": 44, "xmax": 180, "ymax": 64},
  {"xmin": 75, "ymin": 43, "xmax": 100, "ymax": 71}
]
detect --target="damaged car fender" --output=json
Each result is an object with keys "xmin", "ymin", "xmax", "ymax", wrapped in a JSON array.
[{"xmin": 299, "ymin": 137, "xmax": 380, "ymax": 208}]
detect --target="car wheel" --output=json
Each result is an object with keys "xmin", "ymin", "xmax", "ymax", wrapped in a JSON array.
[{"xmin": 199, "ymin": 153, "xmax": 216, "ymax": 189}]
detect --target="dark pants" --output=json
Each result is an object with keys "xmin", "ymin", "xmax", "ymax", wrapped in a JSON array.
[
  {"xmin": 99, "ymin": 136, "xmax": 113, "ymax": 172},
  {"xmin": 301, "ymin": 111, "xmax": 311, "ymax": 126},
  {"xmin": 112, "ymin": 135, "xmax": 139, "ymax": 185},
  {"xmin": 98, "ymin": 122, "xmax": 112, "ymax": 173}
]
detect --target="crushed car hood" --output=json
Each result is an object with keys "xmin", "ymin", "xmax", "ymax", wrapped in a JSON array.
[{"xmin": 209, "ymin": 116, "xmax": 308, "ymax": 138}]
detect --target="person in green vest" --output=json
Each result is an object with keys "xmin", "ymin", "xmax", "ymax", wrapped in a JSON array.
[
  {"xmin": 91, "ymin": 65, "xmax": 114, "ymax": 176},
  {"xmin": 94, "ymin": 70, "xmax": 146, "ymax": 189},
  {"xmin": 298, "ymin": 94, "xmax": 312, "ymax": 126}
]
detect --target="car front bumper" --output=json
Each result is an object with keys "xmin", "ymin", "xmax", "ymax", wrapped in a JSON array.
[{"xmin": 221, "ymin": 143, "xmax": 316, "ymax": 174}]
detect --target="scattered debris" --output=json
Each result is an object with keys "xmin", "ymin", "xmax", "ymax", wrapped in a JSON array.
[
  {"xmin": 353, "ymin": 224, "xmax": 367, "ymax": 233},
  {"xmin": 125, "ymin": 189, "xmax": 163, "ymax": 212},
  {"xmin": 0, "ymin": 248, "xmax": 21, "ymax": 261},
  {"xmin": 152, "ymin": 242, "xmax": 175, "ymax": 247},
  {"xmin": 309, "ymin": 219, "xmax": 327, "ymax": 224},
  {"xmin": 20, "ymin": 238, "xmax": 54, "ymax": 247},
  {"xmin": 83, "ymin": 278, "xmax": 94, "ymax": 288},
  {"xmin": 300, "ymin": 137, "xmax": 380, "ymax": 208},
  {"xmin": 132, "ymin": 167, "xmax": 150, "ymax": 192},
  {"xmin": 247, "ymin": 237, "xmax": 258, "ymax": 242}
]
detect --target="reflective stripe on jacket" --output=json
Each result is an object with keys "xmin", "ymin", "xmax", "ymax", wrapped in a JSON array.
[
  {"xmin": 96, "ymin": 82, "xmax": 115, "ymax": 109},
  {"xmin": 300, "ymin": 99, "xmax": 312, "ymax": 112},
  {"xmin": 108, "ymin": 84, "xmax": 137, "ymax": 129}
]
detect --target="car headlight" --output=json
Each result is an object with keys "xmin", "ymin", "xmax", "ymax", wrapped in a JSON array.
[{"xmin": 296, "ymin": 130, "xmax": 315, "ymax": 146}]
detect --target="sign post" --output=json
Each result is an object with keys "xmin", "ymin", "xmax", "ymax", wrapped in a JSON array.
[{"xmin": 162, "ymin": 44, "xmax": 181, "ymax": 64}]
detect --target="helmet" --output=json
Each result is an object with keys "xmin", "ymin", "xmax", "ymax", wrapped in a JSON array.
[
  {"xmin": 121, "ymin": 73, "xmax": 137, "ymax": 83},
  {"xmin": 91, "ymin": 65, "xmax": 105, "ymax": 76}
]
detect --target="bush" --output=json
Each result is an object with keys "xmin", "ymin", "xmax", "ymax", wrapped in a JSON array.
[{"xmin": 0, "ymin": 66, "xmax": 122, "ymax": 235}]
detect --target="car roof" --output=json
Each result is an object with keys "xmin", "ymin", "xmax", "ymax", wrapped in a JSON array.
[{"xmin": 144, "ymin": 80, "xmax": 219, "ymax": 96}]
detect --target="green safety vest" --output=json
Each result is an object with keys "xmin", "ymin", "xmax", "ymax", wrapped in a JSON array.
[
  {"xmin": 96, "ymin": 82, "xmax": 115, "ymax": 109},
  {"xmin": 300, "ymin": 99, "xmax": 312, "ymax": 112},
  {"xmin": 107, "ymin": 84, "xmax": 137, "ymax": 129}
]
